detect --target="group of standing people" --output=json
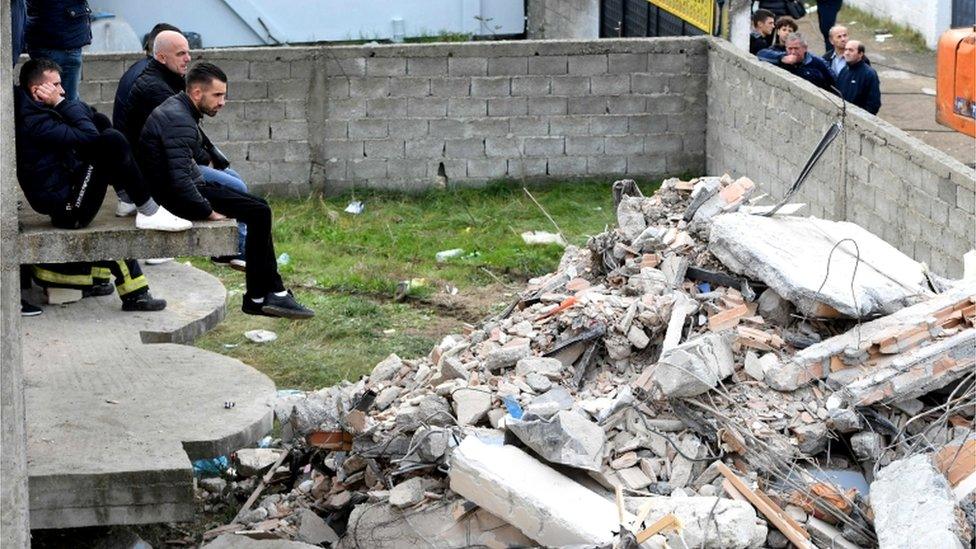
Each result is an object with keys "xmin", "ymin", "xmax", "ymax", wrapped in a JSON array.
[
  {"xmin": 747, "ymin": 0, "xmax": 881, "ymax": 115},
  {"xmin": 12, "ymin": 1, "xmax": 313, "ymax": 320}
]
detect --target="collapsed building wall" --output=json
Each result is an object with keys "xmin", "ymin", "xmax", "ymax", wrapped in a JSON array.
[
  {"xmin": 706, "ymin": 39, "xmax": 975, "ymax": 278},
  {"xmin": 76, "ymin": 36, "xmax": 974, "ymax": 276}
]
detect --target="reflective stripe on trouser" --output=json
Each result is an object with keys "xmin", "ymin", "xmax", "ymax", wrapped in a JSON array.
[
  {"xmin": 92, "ymin": 266, "xmax": 112, "ymax": 284},
  {"xmin": 32, "ymin": 260, "xmax": 148, "ymax": 297}
]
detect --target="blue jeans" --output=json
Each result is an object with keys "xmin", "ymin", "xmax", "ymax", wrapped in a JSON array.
[
  {"xmin": 199, "ymin": 165, "xmax": 248, "ymax": 255},
  {"xmin": 29, "ymin": 47, "xmax": 82, "ymax": 101}
]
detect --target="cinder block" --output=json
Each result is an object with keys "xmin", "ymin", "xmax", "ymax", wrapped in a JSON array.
[
  {"xmin": 327, "ymin": 98, "xmax": 367, "ymax": 119},
  {"xmin": 547, "ymin": 156, "xmax": 587, "ymax": 176},
  {"xmin": 465, "ymin": 118, "xmax": 509, "ymax": 137},
  {"xmin": 648, "ymin": 53, "xmax": 690, "ymax": 74},
  {"xmin": 271, "ymin": 120, "xmax": 309, "ymax": 141},
  {"xmin": 388, "ymin": 77, "xmax": 431, "ymax": 97},
  {"xmin": 430, "ymin": 77, "xmax": 471, "ymax": 96},
  {"xmin": 284, "ymin": 141, "xmax": 311, "ymax": 162},
  {"xmin": 268, "ymin": 79, "xmax": 308, "ymax": 101},
  {"xmin": 488, "ymin": 97, "xmax": 527, "ymax": 116},
  {"xmin": 214, "ymin": 59, "xmax": 249, "ymax": 80},
  {"xmin": 78, "ymin": 81, "xmax": 101, "ymax": 103},
  {"xmin": 645, "ymin": 95, "xmax": 686, "ymax": 114},
  {"xmin": 405, "ymin": 138, "xmax": 445, "ymax": 159},
  {"xmin": 249, "ymin": 60, "xmax": 289, "ymax": 80},
  {"xmin": 511, "ymin": 76, "xmax": 551, "ymax": 96},
  {"xmin": 429, "ymin": 119, "xmax": 465, "ymax": 138},
  {"xmin": 348, "ymin": 119, "xmax": 388, "ymax": 139},
  {"xmin": 606, "ymin": 135, "xmax": 644, "ymax": 155},
  {"xmin": 528, "ymin": 56, "xmax": 568, "ymax": 76},
  {"xmin": 591, "ymin": 75, "xmax": 631, "ymax": 95},
  {"xmin": 290, "ymin": 59, "xmax": 315, "ymax": 78},
  {"xmin": 568, "ymin": 54, "xmax": 607, "ymax": 76},
  {"xmin": 323, "ymin": 158, "xmax": 346, "ymax": 180},
  {"xmin": 407, "ymin": 97, "xmax": 448, "ymax": 117},
  {"xmin": 407, "ymin": 57, "xmax": 447, "ymax": 76},
  {"xmin": 244, "ymin": 101, "xmax": 286, "ymax": 120},
  {"xmin": 568, "ymin": 96, "xmax": 607, "ymax": 115},
  {"xmin": 388, "ymin": 119, "xmax": 429, "ymax": 138},
  {"xmin": 349, "ymin": 77, "xmax": 391, "ymax": 99},
  {"xmin": 607, "ymin": 96, "xmax": 645, "ymax": 114},
  {"xmin": 99, "ymin": 81, "xmax": 119, "ymax": 102},
  {"xmin": 82, "ymin": 59, "xmax": 124, "ymax": 81},
  {"xmin": 367, "ymin": 57, "xmax": 407, "ymax": 77},
  {"xmin": 527, "ymin": 97, "xmax": 567, "ymax": 116},
  {"xmin": 471, "ymin": 77, "xmax": 512, "ymax": 97},
  {"xmin": 229, "ymin": 81, "xmax": 268, "ymax": 100},
  {"xmin": 937, "ymin": 177, "xmax": 957, "ymax": 204},
  {"xmin": 445, "ymin": 138, "xmax": 485, "ymax": 159},
  {"xmin": 608, "ymin": 53, "xmax": 647, "ymax": 74},
  {"xmin": 589, "ymin": 115, "xmax": 629, "ymax": 135},
  {"xmin": 268, "ymin": 161, "xmax": 310, "ymax": 184},
  {"xmin": 246, "ymin": 141, "xmax": 289, "ymax": 162},
  {"xmin": 229, "ymin": 121, "xmax": 271, "ymax": 141},
  {"xmin": 324, "ymin": 57, "xmax": 366, "ymax": 78},
  {"xmin": 392, "ymin": 159, "xmax": 430, "ymax": 179},
  {"xmin": 508, "ymin": 158, "xmax": 548, "ymax": 178},
  {"xmin": 349, "ymin": 158, "xmax": 389, "ymax": 179},
  {"xmin": 627, "ymin": 154, "xmax": 667, "ymax": 175},
  {"xmin": 566, "ymin": 136, "xmax": 604, "ymax": 155},
  {"xmin": 449, "ymin": 57, "xmax": 487, "ymax": 77},
  {"xmin": 523, "ymin": 137, "xmax": 564, "ymax": 157},
  {"xmin": 214, "ymin": 141, "xmax": 245, "ymax": 160},
  {"xmin": 325, "ymin": 79, "xmax": 349, "ymax": 98},
  {"xmin": 628, "ymin": 114, "xmax": 667, "ymax": 134},
  {"xmin": 365, "ymin": 139, "xmax": 405, "ymax": 159},
  {"xmin": 366, "ymin": 98, "xmax": 408, "ymax": 118},
  {"xmin": 234, "ymin": 160, "xmax": 271, "ymax": 184},
  {"xmin": 549, "ymin": 116, "xmax": 590, "ymax": 136},
  {"xmin": 201, "ymin": 120, "xmax": 229, "ymax": 141},
  {"xmin": 322, "ymin": 139, "xmax": 365, "ymax": 159},
  {"xmin": 488, "ymin": 57, "xmax": 528, "ymax": 76},
  {"xmin": 485, "ymin": 138, "xmax": 522, "ymax": 158},
  {"xmin": 509, "ymin": 116, "xmax": 549, "ymax": 136},
  {"xmin": 448, "ymin": 97, "xmax": 488, "ymax": 117},
  {"xmin": 645, "ymin": 134, "xmax": 683, "ymax": 155},
  {"xmin": 957, "ymin": 186, "xmax": 975, "ymax": 214},
  {"xmin": 551, "ymin": 76, "xmax": 590, "ymax": 96},
  {"xmin": 467, "ymin": 159, "xmax": 508, "ymax": 178},
  {"xmin": 586, "ymin": 155, "xmax": 627, "ymax": 175}
]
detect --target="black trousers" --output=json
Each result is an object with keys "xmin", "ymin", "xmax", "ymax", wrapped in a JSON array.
[
  {"xmin": 195, "ymin": 182, "xmax": 285, "ymax": 299},
  {"xmin": 31, "ymin": 260, "xmax": 149, "ymax": 298},
  {"xmin": 50, "ymin": 127, "xmax": 153, "ymax": 230},
  {"xmin": 817, "ymin": 0, "xmax": 843, "ymax": 54}
]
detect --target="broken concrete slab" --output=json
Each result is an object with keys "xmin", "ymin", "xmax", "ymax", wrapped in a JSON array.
[
  {"xmin": 617, "ymin": 195, "xmax": 648, "ymax": 242},
  {"xmin": 369, "ymin": 354, "xmax": 403, "ymax": 384},
  {"xmin": 851, "ymin": 431, "xmax": 885, "ymax": 461},
  {"xmin": 625, "ymin": 495, "xmax": 767, "ymax": 548},
  {"xmin": 452, "ymin": 388, "xmax": 492, "ymax": 426},
  {"xmin": 484, "ymin": 338, "xmax": 532, "ymax": 371},
  {"xmin": 235, "ymin": 449, "xmax": 287, "ymax": 478},
  {"xmin": 449, "ymin": 436, "xmax": 625, "ymax": 546},
  {"xmin": 757, "ymin": 288, "xmax": 794, "ymax": 326},
  {"xmin": 709, "ymin": 213, "xmax": 932, "ymax": 319},
  {"xmin": 25, "ymin": 262, "xmax": 275, "ymax": 529},
  {"xmin": 206, "ymin": 534, "xmax": 320, "ymax": 548},
  {"xmin": 508, "ymin": 410, "xmax": 606, "ymax": 471},
  {"xmin": 515, "ymin": 356, "xmax": 563, "ymax": 379},
  {"xmin": 340, "ymin": 498, "xmax": 533, "ymax": 549},
  {"xmin": 373, "ymin": 386, "xmax": 401, "ymax": 411},
  {"xmin": 389, "ymin": 477, "xmax": 426, "ymax": 508},
  {"xmin": 297, "ymin": 509, "xmax": 339, "ymax": 545},
  {"xmin": 649, "ymin": 333, "xmax": 734, "ymax": 397},
  {"xmin": 871, "ymin": 454, "xmax": 966, "ymax": 549}
]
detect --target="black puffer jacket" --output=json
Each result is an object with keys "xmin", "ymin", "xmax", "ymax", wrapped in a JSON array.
[
  {"xmin": 25, "ymin": 0, "xmax": 91, "ymax": 50},
  {"xmin": 757, "ymin": 0, "xmax": 790, "ymax": 17},
  {"xmin": 137, "ymin": 92, "xmax": 213, "ymax": 220},
  {"xmin": 14, "ymin": 86, "xmax": 98, "ymax": 214},
  {"xmin": 121, "ymin": 58, "xmax": 185, "ymax": 148}
]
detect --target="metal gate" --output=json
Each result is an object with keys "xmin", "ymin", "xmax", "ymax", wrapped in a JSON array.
[
  {"xmin": 601, "ymin": 0, "xmax": 711, "ymax": 38},
  {"xmin": 951, "ymin": 0, "xmax": 975, "ymax": 27}
]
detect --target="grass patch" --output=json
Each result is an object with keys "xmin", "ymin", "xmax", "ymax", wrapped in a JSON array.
[
  {"xmin": 834, "ymin": 4, "xmax": 929, "ymax": 52},
  {"xmin": 193, "ymin": 179, "xmax": 661, "ymax": 389}
]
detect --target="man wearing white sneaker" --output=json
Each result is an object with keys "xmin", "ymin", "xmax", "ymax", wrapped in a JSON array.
[{"xmin": 15, "ymin": 58, "xmax": 191, "ymax": 232}]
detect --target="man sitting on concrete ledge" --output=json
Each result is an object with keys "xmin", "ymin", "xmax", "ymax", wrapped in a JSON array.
[
  {"xmin": 138, "ymin": 63, "xmax": 314, "ymax": 319},
  {"xmin": 14, "ymin": 58, "xmax": 192, "ymax": 232}
]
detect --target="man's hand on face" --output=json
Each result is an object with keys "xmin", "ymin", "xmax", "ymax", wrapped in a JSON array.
[
  {"xmin": 207, "ymin": 211, "xmax": 228, "ymax": 221},
  {"xmin": 781, "ymin": 54, "xmax": 800, "ymax": 64},
  {"xmin": 32, "ymin": 83, "xmax": 63, "ymax": 107}
]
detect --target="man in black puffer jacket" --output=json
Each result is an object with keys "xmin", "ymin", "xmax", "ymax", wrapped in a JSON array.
[
  {"xmin": 138, "ymin": 63, "xmax": 314, "ymax": 320},
  {"xmin": 118, "ymin": 29, "xmax": 190, "ymax": 150}
]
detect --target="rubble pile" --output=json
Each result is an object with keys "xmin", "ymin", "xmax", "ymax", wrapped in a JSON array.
[{"xmin": 201, "ymin": 176, "xmax": 976, "ymax": 549}]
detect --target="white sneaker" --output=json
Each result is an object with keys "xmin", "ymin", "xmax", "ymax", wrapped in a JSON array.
[
  {"xmin": 115, "ymin": 200, "xmax": 137, "ymax": 217},
  {"xmin": 145, "ymin": 258, "xmax": 174, "ymax": 265},
  {"xmin": 136, "ymin": 206, "xmax": 192, "ymax": 232}
]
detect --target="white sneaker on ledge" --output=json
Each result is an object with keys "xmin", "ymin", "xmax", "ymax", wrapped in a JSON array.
[
  {"xmin": 115, "ymin": 200, "xmax": 137, "ymax": 217},
  {"xmin": 136, "ymin": 206, "xmax": 192, "ymax": 232}
]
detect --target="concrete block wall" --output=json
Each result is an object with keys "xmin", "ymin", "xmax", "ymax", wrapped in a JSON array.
[
  {"xmin": 310, "ymin": 38, "xmax": 707, "ymax": 192},
  {"xmin": 706, "ymin": 39, "xmax": 976, "ymax": 277}
]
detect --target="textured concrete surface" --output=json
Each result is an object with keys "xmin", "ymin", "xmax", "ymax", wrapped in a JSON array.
[
  {"xmin": 206, "ymin": 534, "xmax": 320, "ymax": 548},
  {"xmin": 1, "ymin": 0, "xmax": 31, "ymax": 544},
  {"xmin": 19, "ymin": 198, "xmax": 238, "ymax": 264},
  {"xmin": 23, "ymin": 261, "xmax": 275, "ymax": 529}
]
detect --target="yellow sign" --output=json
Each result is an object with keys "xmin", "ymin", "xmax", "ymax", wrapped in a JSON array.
[{"xmin": 648, "ymin": 0, "xmax": 715, "ymax": 33}]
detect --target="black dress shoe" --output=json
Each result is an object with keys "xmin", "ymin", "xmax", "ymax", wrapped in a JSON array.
[
  {"xmin": 121, "ymin": 292, "xmax": 167, "ymax": 312},
  {"xmin": 261, "ymin": 290, "xmax": 314, "ymax": 319}
]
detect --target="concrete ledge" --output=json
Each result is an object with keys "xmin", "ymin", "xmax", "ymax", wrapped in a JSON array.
[
  {"xmin": 19, "ymin": 199, "xmax": 238, "ymax": 264},
  {"xmin": 25, "ymin": 262, "xmax": 275, "ymax": 530}
]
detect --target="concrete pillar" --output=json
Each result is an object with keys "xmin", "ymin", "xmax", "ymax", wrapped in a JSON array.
[
  {"xmin": 729, "ymin": 0, "xmax": 753, "ymax": 52},
  {"xmin": 1, "ymin": 0, "xmax": 31, "ymax": 545},
  {"xmin": 526, "ymin": 0, "xmax": 599, "ymax": 39}
]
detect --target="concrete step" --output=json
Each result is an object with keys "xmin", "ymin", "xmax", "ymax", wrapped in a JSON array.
[
  {"xmin": 23, "ymin": 261, "xmax": 275, "ymax": 530},
  {"xmin": 19, "ymin": 198, "xmax": 238, "ymax": 264}
]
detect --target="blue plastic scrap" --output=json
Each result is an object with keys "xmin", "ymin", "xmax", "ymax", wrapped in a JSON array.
[
  {"xmin": 192, "ymin": 455, "xmax": 229, "ymax": 477},
  {"xmin": 501, "ymin": 395, "xmax": 523, "ymax": 419},
  {"xmin": 697, "ymin": 282, "xmax": 711, "ymax": 293}
]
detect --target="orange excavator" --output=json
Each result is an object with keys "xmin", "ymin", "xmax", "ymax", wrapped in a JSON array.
[{"xmin": 936, "ymin": 26, "xmax": 976, "ymax": 137}]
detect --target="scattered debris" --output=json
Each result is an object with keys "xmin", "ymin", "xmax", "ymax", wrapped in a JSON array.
[
  {"xmin": 205, "ymin": 176, "xmax": 974, "ymax": 549},
  {"xmin": 244, "ymin": 329, "xmax": 277, "ymax": 344},
  {"xmin": 522, "ymin": 230, "xmax": 568, "ymax": 247}
]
